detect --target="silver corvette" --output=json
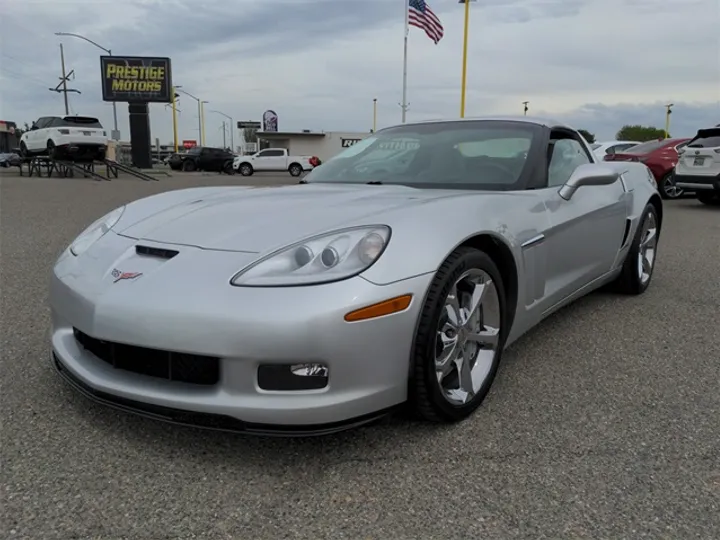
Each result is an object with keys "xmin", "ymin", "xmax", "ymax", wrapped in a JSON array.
[{"xmin": 50, "ymin": 116, "xmax": 663, "ymax": 436}]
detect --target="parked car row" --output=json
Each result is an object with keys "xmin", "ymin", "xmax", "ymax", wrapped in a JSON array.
[
  {"xmin": 167, "ymin": 146, "xmax": 318, "ymax": 177},
  {"xmin": 597, "ymin": 126, "xmax": 720, "ymax": 206}
]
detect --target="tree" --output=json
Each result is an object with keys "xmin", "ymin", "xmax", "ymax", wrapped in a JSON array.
[
  {"xmin": 13, "ymin": 122, "xmax": 31, "ymax": 140},
  {"xmin": 578, "ymin": 129, "xmax": 596, "ymax": 143},
  {"xmin": 615, "ymin": 125, "xmax": 667, "ymax": 142}
]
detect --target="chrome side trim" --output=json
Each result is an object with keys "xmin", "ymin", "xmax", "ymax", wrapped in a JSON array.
[{"xmin": 521, "ymin": 234, "xmax": 545, "ymax": 248}]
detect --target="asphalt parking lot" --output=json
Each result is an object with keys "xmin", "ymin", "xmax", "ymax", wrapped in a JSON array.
[{"xmin": 2, "ymin": 169, "xmax": 719, "ymax": 539}]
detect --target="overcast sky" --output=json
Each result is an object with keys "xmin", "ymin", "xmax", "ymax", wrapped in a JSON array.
[{"xmin": 1, "ymin": 0, "xmax": 718, "ymax": 148}]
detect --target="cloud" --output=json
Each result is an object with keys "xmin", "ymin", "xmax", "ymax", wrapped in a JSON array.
[{"xmin": 1, "ymin": 0, "xmax": 718, "ymax": 148}]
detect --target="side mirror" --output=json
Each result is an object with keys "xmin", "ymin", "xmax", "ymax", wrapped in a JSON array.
[
  {"xmin": 30, "ymin": 124, "xmax": 38, "ymax": 131},
  {"xmin": 558, "ymin": 164, "xmax": 620, "ymax": 201}
]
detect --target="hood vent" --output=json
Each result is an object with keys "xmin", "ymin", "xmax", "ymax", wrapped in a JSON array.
[{"xmin": 135, "ymin": 245, "xmax": 179, "ymax": 260}]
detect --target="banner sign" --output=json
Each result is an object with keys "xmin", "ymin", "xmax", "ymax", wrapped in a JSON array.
[
  {"xmin": 100, "ymin": 56, "xmax": 172, "ymax": 103},
  {"xmin": 341, "ymin": 138, "xmax": 363, "ymax": 148},
  {"xmin": 182, "ymin": 140, "xmax": 197, "ymax": 149}
]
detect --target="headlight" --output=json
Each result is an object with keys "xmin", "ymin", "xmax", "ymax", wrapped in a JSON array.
[
  {"xmin": 231, "ymin": 225, "xmax": 391, "ymax": 287},
  {"xmin": 70, "ymin": 206, "xmax": 125, "ymax": 256}
]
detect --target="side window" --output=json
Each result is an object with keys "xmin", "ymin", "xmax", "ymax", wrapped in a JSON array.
[
  {"xmin": 547, "ymin": 134, "xmax": 592, "ymax": 187},
  {"xmin": 34, "ymin": 117, "xmax": 50, "ymax": 129},
  {"xmin": 262, "ymin": 149, "xmax": 284, "ymax": 157},
  {"xmin": 47, "ymin": 117, "xmax": 63, "ymax": 128}
]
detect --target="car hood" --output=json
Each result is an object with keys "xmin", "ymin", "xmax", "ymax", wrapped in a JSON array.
[{"xmin": 116, "ymin": 183, "xmax": 459, "ymax": 253}]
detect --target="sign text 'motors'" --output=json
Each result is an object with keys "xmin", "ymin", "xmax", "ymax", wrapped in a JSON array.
[{"xmin": 100, "ymin": 56, "xmax": 172, "ymax": 103}]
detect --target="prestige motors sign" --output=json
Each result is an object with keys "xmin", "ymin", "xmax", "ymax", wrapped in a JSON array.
[{"xmin": 100, "ymin": 56, "xmax": 172, "ymax": 103}]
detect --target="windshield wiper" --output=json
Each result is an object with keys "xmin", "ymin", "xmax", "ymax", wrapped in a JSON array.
[
  {"xmin": 298, "ymin": 179, "xmax": 308, "ymax": 184},
  {"xmin": 366, "ymin": 181, "xmax": 383, "ymax": 185}
]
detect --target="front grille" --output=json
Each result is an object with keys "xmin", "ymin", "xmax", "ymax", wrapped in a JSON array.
[{"xmin": 73, "ymin": 329, "xmax": 220, "ymax": 385}]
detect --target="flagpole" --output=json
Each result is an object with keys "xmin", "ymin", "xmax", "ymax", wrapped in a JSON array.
[{"xmin": 401, "ymin": 0, "xmax": 409, "ymax": 123}]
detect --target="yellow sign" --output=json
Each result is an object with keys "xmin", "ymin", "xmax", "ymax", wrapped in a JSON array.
[{"xmin": 100, "ymin": 56, "xmax": 172, "ymax": 103}]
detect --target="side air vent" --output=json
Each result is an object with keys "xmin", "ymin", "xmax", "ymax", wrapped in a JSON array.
[
  {"xmin": 135, "ymin": 245, "xmax": 179, "ymax": 259},
  {"xmin": 620, "ymin": 219, "xmax": 632, "ymax": 248}
]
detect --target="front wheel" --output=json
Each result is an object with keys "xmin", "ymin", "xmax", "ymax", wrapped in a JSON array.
[
  {"xmin": 697, "ymin": 192, "xmax": 720, "ymax": 206},
  {"xmin": 659, "ymin": 172, "xmax": 683, "ymax": 199},
  {"xmin": 409, "ymin": 247, "xmax": 507, "ymax": 423},
  {"xmin": 239, "ymin": 163, "xmax": 253, "ymax": 176},
  {"xmin": 182, "ymin": 159, "xmax": 196, "ymax": 172},
  {"xmin": 19, "ymin": 142, "xmax": 29, "ymax": 157}
]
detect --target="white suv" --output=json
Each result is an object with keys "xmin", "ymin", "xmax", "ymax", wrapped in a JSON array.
[
  {"xmin": 675, "ymin": 126, "xmax": 720, "ymax": 206},
  {"xmin": 20, "ymin": 115, "xmax": 108, "ymax": 162}
]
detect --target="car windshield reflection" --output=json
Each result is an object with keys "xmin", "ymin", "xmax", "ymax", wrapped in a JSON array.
[{"xmin": 303, "ymin": 120, "xmax": 540, "ymax": 191}]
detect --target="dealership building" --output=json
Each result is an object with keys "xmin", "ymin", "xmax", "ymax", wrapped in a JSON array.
[
  {"xmin": 255, "ymin": 130, "xmax": 372, "ymax": 162},
  {"xmin": 0, "ymin": 120, "xmax": 18, "ymax": 153}
]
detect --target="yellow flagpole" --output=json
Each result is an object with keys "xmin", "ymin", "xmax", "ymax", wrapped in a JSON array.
[{"xmin": 460, "ymin": 0, "xmax": 471, "ymax": 118}]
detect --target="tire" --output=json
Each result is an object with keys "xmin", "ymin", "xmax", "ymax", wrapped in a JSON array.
[
  {"xmin": 288, "ymin": 163, "xmax": 303, "ymax": 177},
  {"xmin": 19, "ymin": 142, "xmax": 29, "ymax": 157},
  {"xmin": 182, "ymin": 159, "xmax": 196, "ymax": 172},
  {"xmin": 223, "ymin": 161, "xmax": 234, "ymax": 175},
  {"xmin": 613, "ymin": 203, "xmax": 660, "ymax": 295},
  {"xmin": 409, "ymin": 247, "xmax": 507, "ymax": 423},
  {"xmin": 658, "ymin": 172, "xmax": 683, "ymax": 199},
  {"xmin": 239, "ymin": 163, "xmax": 253, "ymax": 176},
  {"xmin": 697, "ymin": 192, "xmax": 720, "ymax": 206},
  {"xmin": 96, "ymin": 149, "xmax": 107, "ymax": 162},
  {"xmin": 47, "ymin": 140, "xmax": 58, "ymax": 160}
]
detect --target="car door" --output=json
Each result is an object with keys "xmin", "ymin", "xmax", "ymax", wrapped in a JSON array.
[
  {"xmin": 535, "ymin": 130, "xmax": 629, "ymax": 310},
  {"xmin": 197, "ymin": 148, "xmax": 213, "ymax": 170},
  {"xmin": 28, "ymin": 117, "xmax": 49, "ymax": 151}
]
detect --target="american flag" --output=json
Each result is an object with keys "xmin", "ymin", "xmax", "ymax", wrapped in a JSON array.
[{"xmin": 408, "ymin": 0, "xmax": 444, "ymax": 44}]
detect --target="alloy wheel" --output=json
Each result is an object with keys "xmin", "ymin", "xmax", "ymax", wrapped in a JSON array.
[
  {"xmin": 435, "ymin": 269, "xmax": 501, "ymax": 405},
  {"xmin": 637, "ymin": 212, "xmax": 658, "ymax": 285},
  {"xmin": 663, "ymin": 175, "xmax": 683, "ymax": 199}
]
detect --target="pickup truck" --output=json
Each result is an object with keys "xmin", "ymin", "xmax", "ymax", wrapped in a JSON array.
[{"xmin": 233, "ymin": 148, "xmax": 314, "ymax": 177}]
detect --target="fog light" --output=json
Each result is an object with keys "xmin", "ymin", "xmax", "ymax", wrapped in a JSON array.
[
  {"xmin": 291, "ymin": 363, "xmax": 328, "ymax": 377},
  {"xmin": 257, "ymin": 363, "xmax": 329, "ymax": 391}
]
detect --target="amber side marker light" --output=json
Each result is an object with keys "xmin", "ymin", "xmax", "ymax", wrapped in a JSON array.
[{"xmin": 344, "ymin": 294, "xmax": 413, "ymax": 322}]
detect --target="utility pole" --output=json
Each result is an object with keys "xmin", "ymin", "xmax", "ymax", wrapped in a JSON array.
[
  {"xmin": 49, "ymin": 44, "xmax": 80, "ymax": 114},
  {"xmin": 664, "ymin": 103, "xmax": 673, "ymax": 139},
  {"xmin": 221, "ymin": 121, "xmax": 227, "ymax": 148}
]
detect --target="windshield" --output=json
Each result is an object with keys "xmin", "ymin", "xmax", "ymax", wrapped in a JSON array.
[
  {"xmin": 303, "ymin": 120, "xmax": 541, "ymax": 190},
  {"xmin": 188, "ymin": 147, "xmax": 201, "ymax": 155},
  {"xmin": 623, "ymin": 140, "xmax": 667, "ymax": 154}
]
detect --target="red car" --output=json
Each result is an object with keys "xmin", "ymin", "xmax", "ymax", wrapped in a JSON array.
[{"xmin": 604, "ymin": 138, "xmax": 691, "ymax": 199}]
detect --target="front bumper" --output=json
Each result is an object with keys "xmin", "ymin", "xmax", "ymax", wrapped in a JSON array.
[
  {"xmin": 675, "ymin": 172, "xmax": 720, "ymax": 192},
  {"xmin": 50, "ymin": 238, "xmax": 433, "ymax": 433}
]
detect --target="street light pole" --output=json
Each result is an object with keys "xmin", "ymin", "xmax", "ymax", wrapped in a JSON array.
[
  {"xmin": 373, "ymin": 98, "xmax": 377, "ymax": 132},
  {"xmin": 664, "ymin": 103, "xmax": 673, "ymax": 139},
  {"xmin": 209, "ymin": 110, "xmax": 234, "ymax": 150},
  {"xmin": 176, "ymin": 88, "xmax": 204, "ymax": 146},
  {"xmin": 55, "ymin": 32, "xmax": 119, "ymax": 140},
  {"xmin": 200, "ymin": 101, "xmax": 208, "ymax": 146}
]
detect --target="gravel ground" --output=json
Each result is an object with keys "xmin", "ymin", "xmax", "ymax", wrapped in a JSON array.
[{"xmin": 1, "ymin": 171, "xmax": 719, "ymax": 540}]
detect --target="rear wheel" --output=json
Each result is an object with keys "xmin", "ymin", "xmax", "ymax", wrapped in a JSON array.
[
  {"xmin": 409, "ymin": 247, "xmax": 507, "ymax": 423},
  {"xmin": 659, "ymin": 172, "xmax": 683, "ymax": 199},
  {"xmin": 613, "ymin": 203, "xmax": 660, "ymax": 295},
  {"xmin": 19, "ymin": 142, "xmax": 29, "ymax": 157},
  {"xmin": 288, "ymin": 163, "xmax": 303, "ymax": 177},
  {"xmin": 697, "ymin": 191, "xmax": 720, "ymax": 206},
  {"xmin": 47, "ymin": 140, "xmax": 58, "ymax": 160}
]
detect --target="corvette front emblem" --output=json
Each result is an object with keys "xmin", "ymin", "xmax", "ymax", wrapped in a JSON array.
[{"xmin": 111, "ymin": 269, "xmax": 143, "ymax": 283}]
